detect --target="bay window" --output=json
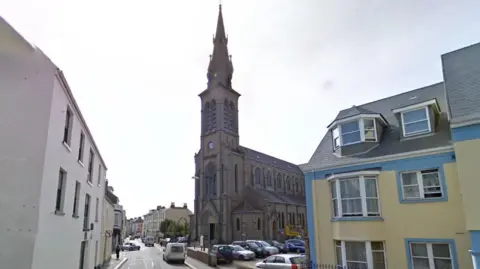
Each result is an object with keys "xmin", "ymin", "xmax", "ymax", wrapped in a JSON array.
[
  {"xmin": 330, "ymin": 175, "xmax": 380, "ymax": 218},
  {"xmin": 332, "ymin": 118, "xmax": 378, "ymax": 149},
  {"xmin": 335, "ymin": 241, "xmax": 386, "ymax": 269}
]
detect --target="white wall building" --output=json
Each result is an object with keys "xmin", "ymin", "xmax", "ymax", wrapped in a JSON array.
[{"xmin": 0, "ymin": 17, "xmax": 108, "ymax": 269}]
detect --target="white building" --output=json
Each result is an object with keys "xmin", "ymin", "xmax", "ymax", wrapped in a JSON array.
[{"xmin": 0, "ymin": 17, "xmax": 108, "ymax": 269}]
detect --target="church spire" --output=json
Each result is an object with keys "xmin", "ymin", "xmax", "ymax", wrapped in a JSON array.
[{"xmin": 207, "ymin": 4, "xmax": 233, "ymax": 89}]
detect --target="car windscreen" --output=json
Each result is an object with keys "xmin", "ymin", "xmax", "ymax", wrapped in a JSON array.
[
  {"xmin": 171, "ymin": 245, "xmax": 184, "ymax": 253},
  {"xmin": 233, "ymin": 246, "xmax": 245, "ymax": 251},
  {"xmin": 290, "ymin": 256, "xmax": 306, "ymax": 264},
  {"xmin": 247, "ymin": 243, "xmax": 258, "ymax": 248},
  {"xmin": 259, "ymin": 241, "xmax": 271, "ymax": 246}
]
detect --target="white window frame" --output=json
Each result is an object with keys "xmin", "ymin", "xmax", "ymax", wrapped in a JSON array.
[
  {"xmin": 333, "ymin": 127, "xmax": 341, "ymax": 149},
  {"xmin": 401, "ymin": 107, "xmax": 431, "ymax": 137},
  {"xmin": 330, "ymin": 174, "xmax": 380, "ymax": 218},
  {"xmin": 335, "ymin": 241, "xmax": 386, "ymax": 269},
  {"xmin": 335, "ymin": 118, "xmax": 378, "ymax": 149},
  {"xmin": 400, "ymin": 169, "xmax": 443, "ymax": 200},
  {"xmin": 409, "ymin": 242, "xmax": 453, "ymax": 269}
]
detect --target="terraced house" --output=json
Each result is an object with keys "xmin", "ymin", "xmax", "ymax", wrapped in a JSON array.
[{"xmin": 303, "ymin": 42, "xmax": 480, "ymax": 269}]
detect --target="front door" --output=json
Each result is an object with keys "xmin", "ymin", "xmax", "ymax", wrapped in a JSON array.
[{"xmin": 79, "ymin": 241, "xmax": 86, "ymax": 269}]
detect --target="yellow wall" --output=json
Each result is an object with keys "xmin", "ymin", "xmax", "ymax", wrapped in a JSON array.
[
  {"xmin": 454, "ymin": 138, "xmax": 480, "ymax": 230},
  {"xmin": 311, "ymin": 162, "xmax": 472, "ymax": 269}
]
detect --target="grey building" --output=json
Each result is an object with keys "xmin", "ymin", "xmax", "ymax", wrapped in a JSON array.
[{"xmin": 191, "ymin": 5, "xmax": 306, "ymax": 244}]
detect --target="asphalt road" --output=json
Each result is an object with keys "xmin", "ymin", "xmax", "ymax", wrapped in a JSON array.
[{"xmin": 122, "ymin": 240, "xmax": 188, "ymax": 269}]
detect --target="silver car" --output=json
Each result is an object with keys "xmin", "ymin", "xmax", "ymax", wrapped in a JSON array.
[
  {"xmin": 230, "ymin": 245, "xmax": 256, "ymax": 260},
  {"xmin": 256, "ymin": 254, "xmax": 306, "ymax": 269},
  {"xmin": 255, "ymin": 241, "xmax": 279, "ymax": 255}
]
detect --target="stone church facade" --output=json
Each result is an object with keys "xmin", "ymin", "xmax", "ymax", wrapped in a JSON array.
[{"xmin": 190, "ymin": 5, "xmax": 306, "ymax": 244}]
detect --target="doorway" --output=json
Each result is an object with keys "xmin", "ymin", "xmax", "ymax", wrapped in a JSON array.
[
  {"xmin": 79, "ymin": 241, "xmax": 87, "ymax": 269},
  {"xmin": 209, "ymin": 223, "xmax": 215, "ymax": 240},
  {"xmin": 272, "ymin": 221, "xmax": 277, "ymax": 239}
]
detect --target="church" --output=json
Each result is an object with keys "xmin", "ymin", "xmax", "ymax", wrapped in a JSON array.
[{"xmin": 190, "ymin": 5, "xmax": 307, "ymax": 244}]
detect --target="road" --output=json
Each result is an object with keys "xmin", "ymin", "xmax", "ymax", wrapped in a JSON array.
[{"xmin": 121, "ymin": 240, "xmax": 189, "ymax": 269}]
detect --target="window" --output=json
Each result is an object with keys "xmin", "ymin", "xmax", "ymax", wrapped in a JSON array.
[
  {"xmin": 335, "ymin": 241, "xmax": 386, "ymax": 269},
  {"xmin": 341, "ymin": 121, "xmax": 361, "ymax": 145},
  {"xmin": 95, "ymin": 198, "xmax": 99, "ymax": 222},
  {"xmin": 276, "ymin": 174, "xmax": 282, "ymax": 189},
  {"xmin": 78, "ymin": 132, "xmax": 85, "ymax": 162},
  {"xmin": 409, "ymin": 242, "xmax": 453, "ymax": 269},
  {"xmin": 73, "ymin": 181, "xmax": 81, "ymax": 217},
  {"xmin": 97, "ymin": 164, "xmax": 102, "ymax": 186},
  {"xmin": 55, "ymin": 169, "xmax": 67, "ymax": 213},
  {"xmin": 281, "ymin": 212, "xmax": 285, "ymax": 228},
  {"xmin": 257, "ymin": 218, "xmax": 261, "ymax": 230},
  {"xmin": 286, "ymin": 177, "xmax": 291, "ymax": 191},
  {"xmin": 363, "ymin": 119, "xmax": 377, "ymax": 141},
  {"xmin": 402, "ymin": 107, "xmax": 431, "ymax": 136},
  {"xmin": 83, "ymin": 194, "xmax": 91, "ymax": 230},
  {"xmin": 333, "ymin": 127, "xmax": 340, "ymax": 149},
  {"xmin": 401, "ymin": 169, "xmax": 443, "ymax": 200},
  {"xmin": 234, "ymin": 164, "xmax": 238, "ymax": 193},
  {"xmin": 266, "ymin": 171, "xmax": 273, "ymax": 187},
  {"xmin": 87, "ymin": 149, "xmax": 94, "ymax": 183},
  {"xmin": 330, "ymin": 176, "xmax": 379, "ymax": 218},
  {"xmin": 63, "ymin": 107, "xmax": 73, "ymax": 145},
  {"xmin": 254, "ymin": 167, "xmax": 261, "ymax": 185},
  {"xmin": 236, "ymin": 218, "xmax": 240, "ymax": 231}
]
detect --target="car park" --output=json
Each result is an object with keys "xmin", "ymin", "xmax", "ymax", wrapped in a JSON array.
[{"xmin": 232, "ymin": 241, "xmax": 267, "ymax": 258}]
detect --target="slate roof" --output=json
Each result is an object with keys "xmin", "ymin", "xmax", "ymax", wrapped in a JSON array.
[
  {"xmin": 231, "ymin": 185, "xmax": 305, "ymax": 214},
  {"xmin": 239, "ymin": 146, "xmax": 302, "ymax": 174},
  {"xmin": 302, "ymin": 82, "xmax": 453, "ymax": 171}
]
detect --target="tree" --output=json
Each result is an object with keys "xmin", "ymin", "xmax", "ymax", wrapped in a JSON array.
[{"xmin": 160, "ymin": 219, "xmax": 176, "ymax": 235}]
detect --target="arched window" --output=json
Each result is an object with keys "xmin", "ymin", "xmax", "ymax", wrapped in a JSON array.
[
  {"xmin": 205, "ymin": 163, "xmax": 216, "ymax": 196},
  {"xmin": 234, "ymin": 164, "xmax": 238, "ymax": 193},
  {"xmin": 295, "ymin": 179, "xmax": 299, "ymax": 192},
  {"xmin": 257, "ymin": 218, "xmax": 261, "ymax": 230},
  {"xmin": 211, "ymin": 100, "xmax": 217, "ymax": 131},
  {"xmin": 224, "ymin": 99, "xmax": 229, "ymax": 130},
  {"xmin": 254, "ymin": 167, "xmax": 261, "ymax": 185},
  {"xmin": 286, "ymin": 177, "xmax": 291, "ymax": 191},
  {"xmin": 205, "ymin": 102, "xmax": 211, "ymax": 133},
  {"xmin": 230, "ymin": 101, "xmax": 236, "ymax": 131},
  {"xmin": 236, "ymin": 218, "xmax": 240, "ymax": 231},
  {"xmin": 266, "ymin": 171, "xmax": 272, "ymax": 187},
  {"xmin": 276, "ymin": 174, "xmax": 282, "ymax": 189}
]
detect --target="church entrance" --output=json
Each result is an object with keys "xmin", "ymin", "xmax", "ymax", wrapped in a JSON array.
[{"xmin": 209, "ymin": 223, "xmax": 216, "ymax": 240}]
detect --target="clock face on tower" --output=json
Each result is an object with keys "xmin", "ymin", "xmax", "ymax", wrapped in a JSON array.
[{"xmin": 208, "ymin": 141, "xmax": 215, "ymax": 149}]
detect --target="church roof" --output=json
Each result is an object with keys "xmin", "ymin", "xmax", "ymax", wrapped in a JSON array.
[
  {"xmin": 239, "ymin": 146, "xmax": 302, "ymax": 174},
  {"xmin": 231, "ymin": 186, "xmax": 305, "ymax": 214}
]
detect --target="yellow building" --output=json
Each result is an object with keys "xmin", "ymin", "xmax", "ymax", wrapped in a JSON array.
[{"xmin": 302, "ymin": 42, "xmax": 480, "ymax": 269}]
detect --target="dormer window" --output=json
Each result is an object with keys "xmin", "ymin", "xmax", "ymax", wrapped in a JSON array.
[
  {"xmin": 332, "ymin": 118, "xmax": 379, "ymax": 149},
  {"xmin": 401, "ymin": 107, "xmax": 430, "ymax": 136},
  {"xmin": 392, "ymin": 99, "xmax": 439, "ymax": 138}
]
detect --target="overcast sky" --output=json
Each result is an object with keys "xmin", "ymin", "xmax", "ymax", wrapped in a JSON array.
[{"xmin": 2, "ymin": 0, "xmax": 480, "ymax": 217}]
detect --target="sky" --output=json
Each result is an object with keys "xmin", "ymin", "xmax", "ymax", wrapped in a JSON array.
[{"xmin": 1, "ymin": 0, "xmax": 480, "ymax": 218}]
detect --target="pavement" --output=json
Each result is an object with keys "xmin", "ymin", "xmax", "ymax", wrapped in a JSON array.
[{"xmin": 112, "ymin": 239, "xmax": 191, "ymax": 269}]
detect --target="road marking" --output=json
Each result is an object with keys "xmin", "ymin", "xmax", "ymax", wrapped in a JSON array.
[{"xmin": 152, "ymin": 261, "xmax": 154, "ymax": 267}]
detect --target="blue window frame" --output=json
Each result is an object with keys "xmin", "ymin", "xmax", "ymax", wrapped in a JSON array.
[{"xmin": 404, "ymin": 238, "xmax": 458, "ymax": 269}]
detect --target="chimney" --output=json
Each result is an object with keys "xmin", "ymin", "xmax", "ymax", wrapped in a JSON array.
[
  {"xmin": 170, "ymin": 202, "xmax": 175, "ymax": 208},
  {"xmin": 183, "ymin": 203, "xmax": 187, "ymax": 208},
  {"xmin": 157, "ymin": 205, "xmax": 162, "ymax": 210}
]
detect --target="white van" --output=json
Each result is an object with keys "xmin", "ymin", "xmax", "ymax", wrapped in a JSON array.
[{"xmin": 163, "ymin": 243, "xmax": 185, "ymax": 263}]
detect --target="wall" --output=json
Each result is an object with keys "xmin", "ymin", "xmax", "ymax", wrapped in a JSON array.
[
  {"xmin": 0, "ymin": 36, "xmax": 55, "ymax": 269},
  {"xmin": 31, "ymin": 74, "xmax": 107, "ymax": 269},
  {"xmin": 306, "ymin": 151, "xmax": 473, "ymax": 269},
  {"xmin": 99, "ymin": 197, "xmax": 114, "ymax": 266}
]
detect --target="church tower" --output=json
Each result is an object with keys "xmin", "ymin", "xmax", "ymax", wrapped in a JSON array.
[{"xmin": 194, "ymin": 4, "xmax": 240, "ymax": 244}]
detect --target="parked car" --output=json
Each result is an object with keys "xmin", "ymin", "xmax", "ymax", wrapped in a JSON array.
[
  {"xmin": 265, "ymin": 240, "xmax": 287, "ymax": 253},
  {"xmin": 230, "ymin": 245, "xmax": 256, "ymax": 260},
  {"xmin": 284, "ymin": 239, "xmax": 305, "ymax": 253},
  {"xmin": 121, "ymin": 242, "xmax": 140, "ymax": 251},
  {"xmin": 256, "ymin": 254, "xmax": 306, "ymax": 269},
  {"xmin": 210, "ymin": 245, "xmax": 234, "ymax": 264},
  {"xmin": 246, "ymin": 240, "xmax": 278, "ymax": 256},
  {"xmin": 232, "ymin": 241, "xmax": 267, "ymax": 258}
]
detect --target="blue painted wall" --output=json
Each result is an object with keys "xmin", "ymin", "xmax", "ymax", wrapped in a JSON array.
[
  {"xmin": 452, "ymin": 123, "xmax": 480, "ymax": 142},
  {"xmin": 470, "ymin": 231, "xmax": 480, "ymax": 269},
  {"xmin": 304, "ymin": 151, "xmax": 455, "ymax": 264}
]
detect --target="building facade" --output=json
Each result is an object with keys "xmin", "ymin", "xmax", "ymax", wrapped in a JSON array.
[
  {"xmin": 0, "ymin": 18, "xmax": 108, "ymax": 269},
  {"xmin": 191, "ymin": 5, "xmax": 306, "ymax": 244},
  {"xmin": 132, "ymin": 218, "xmax": 143, "ymax": 237},
  {"xmin": 303, "ymin": 42, "xmax": 480, "ymax": 269},
  {"xmin": 143, "ymin": 203, "xmax": 192, "ymax": 239},
  {"xmin": 98, "ymin": 192, "xmax": 114, "ymax": 268}
]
